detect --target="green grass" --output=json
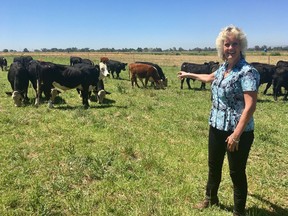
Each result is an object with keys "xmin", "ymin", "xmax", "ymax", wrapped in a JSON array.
[{"xmin": 0, "ymin": 56, "xmax": 287, "ymax": 215}]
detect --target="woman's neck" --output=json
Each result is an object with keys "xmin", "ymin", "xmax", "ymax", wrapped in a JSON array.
[{"xmin": 226, "ymin": 55, "xmax": 241, "ymax": 70}]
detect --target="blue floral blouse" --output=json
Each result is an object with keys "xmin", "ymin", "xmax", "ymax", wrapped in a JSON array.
[{"xmin": 209, "ymin": 57, "xmax": 260, "ymax": 132}]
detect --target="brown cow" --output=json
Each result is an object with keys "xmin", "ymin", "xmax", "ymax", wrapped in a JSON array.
[
  {"xmin": 100, "ymin": 57, "xmax": 109, "ymax": 64},
  {"xmin": 129, "ymin": 63, "xmax": 164, "ymax": 89}
]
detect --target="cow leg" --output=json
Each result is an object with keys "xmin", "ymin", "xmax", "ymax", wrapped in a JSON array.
[
  {"xmin": 81, "ymin": 88, "xmax": 90, "ymax": 109},
  {"xmin": 200, "ymin": 82, "xmax": 206, "ymax": 90},
  {"xmin": 116, "ymin": 70, "xmax": 120, "ymax": 79},
  {"xmin": 263, "ymin": 82, "xmax": 272, "ymax": 95},
  {"xmin": 186, "ymin": 78, "xmax": 192, "ymax": 89},
  {"xmin": 273, "ymin": 84, "xmax": 281, "ymax": 101},
  {"xmin": 35, "ymin": 79, "xmax": 41, "ymax": 107},
  {"xmin": 283, "ymin": 89, "xmax": 288, "ymax": 100},
  {"xmin": 144, "ymin": 78, "xmax": 149, "ymax": 88},
  {"xmin": 180, "ymin": 78, "xmax": 185, "ymax": 89}
]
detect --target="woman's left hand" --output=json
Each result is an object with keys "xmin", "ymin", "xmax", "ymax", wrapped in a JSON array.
[{"xmin": 226, "ymin": 135, "xmax": 239, "ymax": 152}]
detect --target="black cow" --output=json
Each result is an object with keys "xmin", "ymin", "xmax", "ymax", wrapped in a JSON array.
[
  {"xmin": 70, "ymin": 56, "xmax": 82, "ymax": 66},
  {"xmin": 276, "ymin": 60, "xmax": 288, "ymax": 67},
  {"xmin": 13, "ymin": 56, "xmax": 33, "ymax": 67},
  {"xmin": 73, "ymin": 63, "xmax": 110, "ymax": 104},
  {"xmin": 82, "ymin": 58, "xmax": 94, "ymax": 66},
  {"xmin": 135, "ymin": 61, "xmax": 167, "ymax": 87},
  {"xmin": 106, "ymin": 59, "xmax": 127, "ymax": 79},
  {"xmin": 0, "ymin": 57, "xmax": 8, "ymax": 71},
  {"xmin": 273, "ymin": 66, "xmax": 288, "ymax": 101},
  {"xmin": 180, "ymin": 61, "xmax": 219, "ymax": 89},
  {"xmin": 250, "ymin": 62, "xmax": 276, "ymax": 95},
  {"xmin": 7, "ymin": 62, "xmax": 32, "ymax": 106},
  {"xmin": 33, "ymin": 61, "xmax": 100, "ymax": 108}
]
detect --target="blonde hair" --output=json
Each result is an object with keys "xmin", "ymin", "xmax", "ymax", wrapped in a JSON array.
[{"xmin": 216, "ymin": 25, "xmax": 248, "ymax": 61}]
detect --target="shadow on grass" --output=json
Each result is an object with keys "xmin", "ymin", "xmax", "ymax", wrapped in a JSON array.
[
  {"xmin": 52, "ymin": 98, "xmax": 128, "ymax": 110},
  {"xmin": 217, "ymin": 193, "xmax": 287, "ymax": 216},
  {"xmin": 247, "ymin": 193, "xmax": 288, "ymax": 216}
]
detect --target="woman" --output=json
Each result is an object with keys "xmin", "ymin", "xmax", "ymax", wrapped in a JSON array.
[{"xmin": 178, "ymin": 25, "xmax": 260, "ymax": 216}]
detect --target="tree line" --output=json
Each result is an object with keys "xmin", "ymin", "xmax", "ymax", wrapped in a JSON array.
[{"xmin": 2, "ymin": 45, "xmax": 288, "ymax": 53}]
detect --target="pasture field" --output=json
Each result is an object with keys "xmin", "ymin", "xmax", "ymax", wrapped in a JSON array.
[{"xmin": 0, "ymin": 53, "xmax": 287, "ymax": 215}]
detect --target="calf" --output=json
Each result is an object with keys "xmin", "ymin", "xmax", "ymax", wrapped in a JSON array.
[
  {"xmin": 135, "ymin": 61, "xmax": 168, "ymax": 87},
  {"xmin": 106, "ymin": 59, "xmax": 127, "ymax": 79},
  {"xmin": 250, "ymin": 62, "xmax": 276, "ymax": 94},
  {"xmin": 273, "ymin": 66, "xmax": 288, "ymax": 101},
  {"xmin": 180, "ymin": 61, "xmax": 219, "ymax": 89},
  {"xmin": 129, "ymin": 63, "xmax": 164, "ymax": 89},
  {"xmin": 0, "ymin": 57, "xmax": 8, "ymax": 71}
]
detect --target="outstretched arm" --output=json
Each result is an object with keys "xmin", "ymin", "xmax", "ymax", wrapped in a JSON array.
[{"xmin": 177, "ymin": 71, "xmax": 215, "ymax": 83}]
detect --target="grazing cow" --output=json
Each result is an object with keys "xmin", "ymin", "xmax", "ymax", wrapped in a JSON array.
[
  {"xmin": 74, "ymin": 63, "xmax": 110, "ymax": 104},
  {"xmin": 273, "ymin": 66, "xmax": 288, "ymax": 101},
  {"xmin": 250, "ymin": 62, "xmax": 276, "ymax": 94},
  {"xmin": 13, "ymin": 56, "xmax": 33, "ymax": 67},
  {"xmin": 70, "ymin": 56, "xmax": 82, "ymax": 66},
  {"xmin": 135, "ymin": 61, "xmax": 168, "ymax": 87},
  {"xmin": 106, "ymin": 59, "xmax": 127, "ymax": 79},
  {"xmin": 276, "ymin": 60, "xmax": 288, "ymax": 67},
  {"xmin": 31, "ymin": 61, "xmax": 101, "ymax": 108},
  {"xmin": 100, "ymin": 57, "xmax": 109, "ymax": 64},
  {"xmin": 0, "ymin": 57, "xmax": 8, "ymax": 71},
  {"xmin": 129, "ymin": 63, "xmax": 164, "ymax": 89},
  {"xmin": 7, "ymin": 62, "xmax": 31, "ymax": 106},
  {"xmin": 82, "ymin": 58, "xmax": 94, "ymax": 65},
  {"xmin": 180, "ymin": 61, "xmax": 219, "ymax": 89}
]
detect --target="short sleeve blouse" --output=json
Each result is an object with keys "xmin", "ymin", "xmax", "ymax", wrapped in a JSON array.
[{"xmin": 209, "ymin": 58, "xmax": 260, "ymax": 131}]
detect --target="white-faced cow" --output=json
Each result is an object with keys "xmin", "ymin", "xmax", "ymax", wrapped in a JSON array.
[
  {"xmin": 0, "ymin": 57, "xmax": 8, "ymax": 71},
  {"xmin": 129, "ymin": 63, "xmax": 164, "ymax": 89},
  {"xmin": 180, "ymin": 61, "xmax": 219, "ymax": 90},
  {"xmin": 74, "ymin": 63, "xmax": 109, "ymax": 104},
  {"xmin": 106, "ymin": 59, "xmax": 127, "ymax": 79}
]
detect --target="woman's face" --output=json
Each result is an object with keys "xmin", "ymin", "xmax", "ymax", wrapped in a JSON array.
[{"xmin": 223, "ymin": 34, "xmax": 241, "ymax": 62}]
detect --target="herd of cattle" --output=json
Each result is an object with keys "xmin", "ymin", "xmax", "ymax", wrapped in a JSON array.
[{"xmin": 0, "ymin": 55, "xmax": 288, "ymax": 108}]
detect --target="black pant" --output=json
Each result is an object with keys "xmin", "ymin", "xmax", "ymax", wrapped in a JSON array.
[{"xmin": 205, "ymin": 126, "xmax": 254, "ymax": 214}]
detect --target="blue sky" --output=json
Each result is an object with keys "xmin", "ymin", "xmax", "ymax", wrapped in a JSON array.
[{"xmin": 1, "ymin": 0, "xmax": 288, "ymax": 51}]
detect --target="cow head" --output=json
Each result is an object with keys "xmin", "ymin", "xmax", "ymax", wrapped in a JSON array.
[
  {"xmin": 208, "ymin": 61, "xmax": 220, "ymax": 72},
  {"xmin": 121, "ymin": 63, "xmax": 128, "ymax": 71},
  {"xmin": 155, "ymin": 80, "xmax": 165, "ymax": 90},
  {"xmin": 163, "ymin": 78, "xmax": 168, "ymax": 87},
  {"xmin": 12, "ymin": 91, "xmax": 23, "ymax": 107},
  {"xmin": 99, "ymin": 62, "xmax": 110, "ymax": 80}
]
